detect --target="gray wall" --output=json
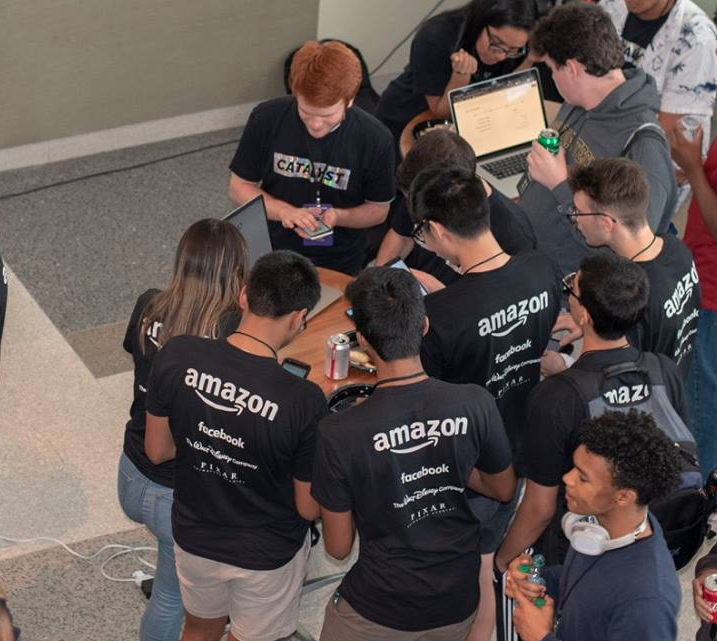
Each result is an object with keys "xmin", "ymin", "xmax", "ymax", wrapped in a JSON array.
[{"xmin": 0, "ymin": 0, "xmax": 318, "ymax": 149}]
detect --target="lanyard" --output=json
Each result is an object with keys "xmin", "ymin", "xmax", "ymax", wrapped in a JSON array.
[
  {"xmin": 304, "ymin": 129, "xmax": 339, "ymax": 208},
  {"xmin": 554, "ymin": 553, "xmax": 603, "ymax": 632}
]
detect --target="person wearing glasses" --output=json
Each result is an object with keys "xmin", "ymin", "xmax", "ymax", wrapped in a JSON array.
[
  {"xmin": 487, "ymin": 3, "xmax": 677, "ymax": 277},
  {"xmin": 145, "ymin": 251, "xmax": 328, "ymax": 641},
  {"xmin": 542, "ymin": 158, "xmax": 700, "ymax": 380},
  {"xmin": 494, "ymin": 252, "xmax": 686, "ymax": 572},
  {"xmin": 376, "ymin": 0, "xmax": 535, "ymax": 148}
]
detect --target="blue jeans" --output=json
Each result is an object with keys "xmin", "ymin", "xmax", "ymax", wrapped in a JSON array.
[
  {"xmin": 118, "ymin": 453, "xmax": 183, "ymax": 641},
  {"xmin": 686, "ymin": 310, "xmax": 717, "ymax": 481}
]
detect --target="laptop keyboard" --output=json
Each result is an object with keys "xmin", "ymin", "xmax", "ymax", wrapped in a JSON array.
[{"xmin": 482, "ymin": 151, "xmax": 529, "ymax": 179}]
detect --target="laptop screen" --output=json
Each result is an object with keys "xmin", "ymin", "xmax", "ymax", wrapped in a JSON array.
[
  {"xmin": 449, "ymin": 69, "xmax": 547, "ymax": 159},
  {"xmin": 222, "ymin": 195, "xmax": 273, "ymax": 269}
]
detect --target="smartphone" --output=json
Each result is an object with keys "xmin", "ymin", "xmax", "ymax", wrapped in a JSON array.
[
  {"xmin": 300, "ymin": 218, "xmax": 333, "ymax": 240},
  {"xmin": 281, "ymin": 357, "xmax": 311, "ymax": 379},
  {"xmin": 385, "ymin": 257, "xmax": 429, "ymax": 296}
]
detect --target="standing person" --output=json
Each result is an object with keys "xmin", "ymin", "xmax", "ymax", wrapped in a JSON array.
[
  {"xmin": 541, "ymin": 157, "xmax": 700, "ymax": 378},
  {"xmin": 118, "ymin": 218, "xmax": 248, "ymax": 641},
  {"xmin": 376, "ymin": 0, "xmax": 535, "ymax": 146},
  {"xmin": 488, "ymin": 2, "xmax": 677, "ymax": 275},
  {"xmin": 601, "ymin": 0, "xmax": 717, "ymax": 148},
  {"xmin": 229, "ymin": 40, "xmax": 395, "ymax": 275},
  {"xmin": 408, "ymin": 166, "xmax": 561, "ymax": 641},
  {"xmin": 495, "ymin": 252, "xmax": 686, "ymax": 570},
  {"xmin": 505, "ymin": 410, "xmax": 682, "ymax": 641},
  {"xmin": 312, "ymin": 267, "xmax": 515, "ymax": 641},
  {"xmin": 691, "ymin": 543, "xmax": 717, "ymax": 641},
  {"xmin": 670, "ymin": 123, "xmax": 717, "ymax": 479},
  {"xmin": 145, "ymin": 250, "xmax": 327, "ymax": 641}
]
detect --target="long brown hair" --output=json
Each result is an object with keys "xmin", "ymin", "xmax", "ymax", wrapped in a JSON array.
[{"xmin": 139, "ymin": 218, "xmax": 248, "ymax": 352}]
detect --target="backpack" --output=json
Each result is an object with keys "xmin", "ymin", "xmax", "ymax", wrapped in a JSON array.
[
  {"xmin": 557, "ymin": 352, "xmax": 709, "ymax": 569},
  {"xmin": 283, "ymin": 40, "xmax": 380, "ymax": 115}
]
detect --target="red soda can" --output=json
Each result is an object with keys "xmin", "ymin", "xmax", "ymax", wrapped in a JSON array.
[{"xmin": 702, "ymin": 573, "xmax": 717, "ymax": 623}]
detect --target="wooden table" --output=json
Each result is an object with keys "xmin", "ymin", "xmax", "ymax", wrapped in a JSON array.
[
  {"xmin": 279, "ymin": 267, "xmax": 376, "ymax": 397},
  {"xmin": 399, "ymin": 101, "xmax": 562, "ymax": 159}
]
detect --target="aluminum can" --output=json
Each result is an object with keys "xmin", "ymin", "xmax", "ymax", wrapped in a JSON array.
[
  {"xmin": 538, "ymin": 128, "xmax": 560, "ymax": 155},
  {"xmin": 325, "ymin": 333, "xmax": 350, "ymax": 380},
  {"xmin": 680, "ymin": 115, "xmax": 701, "ymax": 141},
  {"xmin": 703, "ymin": 574, "xmax": 717, "ymax": 623}
]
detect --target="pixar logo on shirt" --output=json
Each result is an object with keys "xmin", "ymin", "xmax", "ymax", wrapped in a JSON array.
[{"xmin": 373, "ymin": 417, "xmax": 468, "ymax": 454}]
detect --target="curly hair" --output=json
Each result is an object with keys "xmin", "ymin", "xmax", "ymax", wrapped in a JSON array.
[
  {"xmin": 530, "ymin": 3, "xmax": 624, "ymax": 76},
  {"xmin": 579, "ymin": 410, "xmax": 682, "ymax": 505}
]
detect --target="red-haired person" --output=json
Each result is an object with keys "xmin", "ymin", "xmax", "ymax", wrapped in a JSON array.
[{"xmin": 229, "ymin": 40, "xmax": 395, "ymax": 275}]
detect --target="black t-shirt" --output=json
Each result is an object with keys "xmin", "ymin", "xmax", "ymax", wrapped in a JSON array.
[
  {"xmin": 376, "ymin": 13, "xmax": 522, "ymax": 140},
  {"xmin": 146, "ymin": 336, "xmax": 328, "ymax": 569},
  {"xmin": 621, "ymin": 11, "xmax": 671, "ymax": 68},
  {"xmin": 628, "ymin": 234, "xmax": 701, "ymax": 377},
  {"xmin": 229, "ymin": 96, "xmax": 395, "ymax": 275},
  {"xmin": 521, "ymin": 346, "xmax": 686, "ymax": 487},
  {"xmin": 311, "ymin": 378, "xmax": 512, "ymax": 631},
  {"xmin": 122, "ymin": 289, "xmax": 241, "ymax": 487},
  {"xmin": 421, "ymin": 251, "xmax": 562, "ymax": 469}
]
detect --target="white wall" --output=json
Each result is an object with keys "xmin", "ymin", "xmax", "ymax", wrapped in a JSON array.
[{"xmin": 317, "ymin": 0, "xmax": 466, "ymax": 82}]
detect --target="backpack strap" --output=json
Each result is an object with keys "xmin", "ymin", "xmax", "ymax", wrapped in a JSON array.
[{"xmin": 621, "ymin": 123, "xmax": 667, "ymax": 156}]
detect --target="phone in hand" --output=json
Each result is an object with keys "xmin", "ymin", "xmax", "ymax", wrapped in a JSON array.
[
  {"xmin": 301, "ymin": 218, "xmax": 333, "ymax": 240},
  {"xmin": 385, "ymin": 257, "xmax": 429, "ymax": 296},
  {"xmin": 281, "ymin": 358, "xmax": 311, "ymax": 379}
]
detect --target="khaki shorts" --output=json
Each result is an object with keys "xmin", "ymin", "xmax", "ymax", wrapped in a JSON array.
[
  {"xmin": 175, "ymin": 533, "xmax": 310, "ymax": 641},
  {"xmin": 320, "ymin": 593, "xmax": 476, "ymax": 641}
]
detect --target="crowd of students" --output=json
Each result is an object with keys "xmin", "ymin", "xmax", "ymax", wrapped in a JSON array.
[{"xmin": 105, "ymin": 1, "xmax": 717, "ymax": 641}]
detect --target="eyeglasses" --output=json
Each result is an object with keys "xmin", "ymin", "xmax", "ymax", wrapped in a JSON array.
[
  {"xmin": 411, "ymin": 218, "xmax": 429, "ymax": 244},
  {"xmin": 566, "ymin": 204, "xmax": 617, "ymax": 224},
  {"xmin": 562, "ymin": 271, "xmax": 580, "ymax": 301},
  {"xmin": 486, "ymin": 26, "xmax": 527, "ymax": 59}
]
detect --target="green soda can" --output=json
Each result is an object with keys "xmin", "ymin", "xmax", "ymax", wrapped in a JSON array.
[{"xmin": 537, "ymin": 128, "xmax": 560, "ymax": 155}]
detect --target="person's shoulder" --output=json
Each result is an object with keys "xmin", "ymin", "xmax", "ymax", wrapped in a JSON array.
[
  {"xmin": 511, "ymin": 250, "xmax": 561, "ymax": 275},
  {"xmin": 416, "ymin": 12, "xmax": 461, "ymax": 46},
  {"xmin": 599, "ymin": 0, "xmax": 627, "ymax": 21},
  {"xmin": 272, "ymin": 366, "xmax": 326, "ymax": 406},
  {"xmin": 248, "ymin": 96, "xmax": 295, "ymax": 123},
  {"xmin": 161, "ymin": 334, "xmax": 210, "ymax": 356},
  {"xmin": 679, "ymin": 0, "xmax": 717, "ymax": 38},
  {"xmin": 346, "ymin": 106, "xmax": 393, "ymax": 144},
  {"xmin": 136, "ymin": 288, "xmax": 160, "ymax": 309}
]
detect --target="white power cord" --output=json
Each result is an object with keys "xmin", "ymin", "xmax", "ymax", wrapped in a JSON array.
[{"xmin": 0, "ymin": 534, "xmax": 157, "ymax": 583}]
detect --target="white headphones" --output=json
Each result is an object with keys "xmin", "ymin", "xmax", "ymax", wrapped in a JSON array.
[{"xmin": 561, "ymin": 512, "xmax": 649, "ymax": 556}]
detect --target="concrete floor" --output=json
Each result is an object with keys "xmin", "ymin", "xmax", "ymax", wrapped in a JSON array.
[{"xmin": 0, "ymin": 127, "xmax": 709, "ymax": 640}]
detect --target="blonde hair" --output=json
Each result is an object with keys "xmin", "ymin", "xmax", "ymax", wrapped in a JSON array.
[{"xmin": 139, "ymin": 218, "xmax": 248, "ymax": 352}]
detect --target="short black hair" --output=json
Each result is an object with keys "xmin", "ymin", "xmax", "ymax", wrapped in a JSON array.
[
  {"xmin": 408, "ymin": 166, "xmax": 490, "ymax": 239},
  {"xmin": 345, "ymin": 267, "xmax": 425, "ymax": 361},
  {"xmin": 578, "ymin": 252, "xmax": 649, "ymax": 340},
  {"xmin": 396, "ymin": 129, "xmax": 476, "ymax": 194},
  {"xmin": 246, "ymin": 250, "xmax": 320, "ymax": 317},
  {"xmin": 530, "ymin": 3, "xmax": 624, "ymax": 77},
  {"xmin": 579, "ymin": 410, "xmax": 682, "ymax": 505}
]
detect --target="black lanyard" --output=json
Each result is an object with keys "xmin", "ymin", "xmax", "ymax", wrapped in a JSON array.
[
  {"xmin": 555, "ymin": 553, "xmax": 604, "ymax": 632},
  {"xmin": 304, "ymin": 129, "xmax": 339, "ymax": 207}
]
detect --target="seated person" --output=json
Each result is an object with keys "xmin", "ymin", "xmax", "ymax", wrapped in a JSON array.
[
  {"xmin": 543, "ymin": 157, "xmax": 700, "ymax": 378},
  {"xmin": 601, "ymin": 0, "xmax": 717, "ymax": 149},
  {"xmin": 670, "ymin": 122, "xmax": 717, "ymax": 479},
  {"xmin": 495, "ymin": 252, "xmax": 686, "ymax": 570},
  {"xmin": 506, "ymin": 410, "xmax": 682, "ymax": 641},
  {"xmin": 376, "ymin": 0, "xmax": 535, "ymax": 147},
  {"xmin": 375, "ymin": 128, "xmax": 475, "ymax": 285},
  {"xmin": 408, "ymin": 166, "xmax": 561, "ymax": 639},
  {"xmin": 312, "ymin": 266, "xmax": 515, "ymax": 641},
  {"xmin": 488, "ymin": 3, "xmax": 677, "ymax": 275},
  {"xmin": 145, "ymin": 250, "xmax": 328, "ymax": 641},
  {"xmin": 229, "ymin": 40, "xmax": 395, "ymax": 275}
]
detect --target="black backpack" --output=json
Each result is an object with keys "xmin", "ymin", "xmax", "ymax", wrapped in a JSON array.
[
  {"xmin": 557, "ymin": 352, "xmax": 709, "ymax": 569},
  {"xmin": 283, "ymin": 40, "xmax": 380, "ymax": 115}
]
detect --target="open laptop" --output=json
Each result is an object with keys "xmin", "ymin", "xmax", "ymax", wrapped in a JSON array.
[
  {"xmin": 449, "ymin": 68, "xmax": 548, "ymax": 199},
  {"xmin": 223, "ymin": 195, "xmax": 342, "ymax": 319}
]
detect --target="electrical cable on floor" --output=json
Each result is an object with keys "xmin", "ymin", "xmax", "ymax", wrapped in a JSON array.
[
  {"xmin": 0, "ymin": 138, "xmax": 239, "ymax": 203},
  {"xmin": 0, "ymin": 534, "xmax": 157, "ymax": 583},
  {"xmin": 368, "ymin": 0, "xmax": 448, "ymax": 77}
]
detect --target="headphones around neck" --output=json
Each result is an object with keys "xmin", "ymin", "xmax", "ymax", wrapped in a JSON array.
[{"xmin": 561, "ymin": 512, "xmax": 648, "ymax": 556}]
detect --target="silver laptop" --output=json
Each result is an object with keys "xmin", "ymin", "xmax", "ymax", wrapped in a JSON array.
[
  {"xmin": 223, "ymin": 195, "xmax": 342, "ymax": 319},
  {"xmin": 449, "ymin": 69, "xmax": 548, "ymax": 199}
]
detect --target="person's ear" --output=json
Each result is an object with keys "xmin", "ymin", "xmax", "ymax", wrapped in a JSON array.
[
  {"xmin": 356, "ymin": 330, "xmax": 368, "ymax": 350},
  {"xmin": 291, "ymin": 308, "xmax": 308, "ymax": 333},
  {"xmin": 346, "ymin": 98, "xmax": 355, "ymax": 110},
  {"xmin": 428, "ymin": 220, "xmax": 447, "ymax": 241},
  {"xmin": 614, "ymin": 487, "xmax": 638, "ymax": 508},
  {"xmin": 422, "ymin": 315, "xmax": 430, "ymax": 337},
  {"xmin": 239, "ymin": 286, "xmax": 248, "ymax": 311},
  {"xmin": 565, "ymin": 58, "xmax": 584, "ymax": 78}
]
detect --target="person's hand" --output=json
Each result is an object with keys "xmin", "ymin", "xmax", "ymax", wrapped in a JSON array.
[
  {"xmin": 280, "ymin": 206, "xmax": 320, "ymax": 237},
  {"xmin": 409, "ymin": 268, "xmax": 445, "ymax": 294},
  {"xmin": 552, "ymin": 312, "xmax": 582, "ymax": 346},
  {"xmin": 541, "ymin": 350, "xmax": 568, "ymax": 377},
  {"xmin": 508, "ymin": 574, "xmax": 555, "ymax": 641},
  {"xmin": 669, "ymin": 125, "xmax": 704, "ymax": 177},
  {"xmin": 320, "ymin": 207, "xmax": 339, "ymax": 229},
  {"xmin": 694, "ymin": 573, "xmax": 717, "ymax": 624},
  {"xmin": 506, "ymin": 555, "xmax": 546, "ymax": 601},
  {"xmin": 527, "ymin": 141, "xmax": 568, "ymax": 190},
  {"xmin": 451, "ymin": 49, "xmax": 478, "ymax": 76}
]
